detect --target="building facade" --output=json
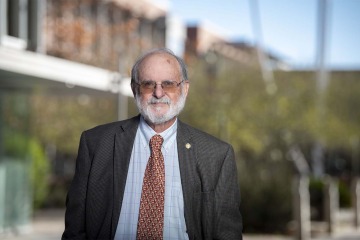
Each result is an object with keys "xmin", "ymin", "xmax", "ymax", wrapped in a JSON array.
[{"xmin": 0, "ymin": 0, "xmax": 168, "ymax": 233}]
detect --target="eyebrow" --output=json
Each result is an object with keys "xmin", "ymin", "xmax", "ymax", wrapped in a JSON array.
[{"xmin": 140, "ymin": 79, "xmax": 175, "ymax": 82}]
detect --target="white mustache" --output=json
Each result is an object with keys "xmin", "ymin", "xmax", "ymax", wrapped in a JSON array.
[{"xmin": 148, "ymin": 97, "xmax": 171, "ymax": 104}]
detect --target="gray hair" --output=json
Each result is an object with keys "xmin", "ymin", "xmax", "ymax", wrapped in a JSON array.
[{"xmin": 131, "ymin": 48, "xmax": 188, "ymax": 86}]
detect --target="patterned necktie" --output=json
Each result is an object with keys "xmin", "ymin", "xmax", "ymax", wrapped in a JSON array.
[{"xmin": 137, "ymin": 134, "xmax": 165, "ymax": 240}]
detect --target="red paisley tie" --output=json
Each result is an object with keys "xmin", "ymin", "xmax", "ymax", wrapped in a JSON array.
[{"xmin": 137, "ymin": 134, "xmax": 165, "ymax": 240}]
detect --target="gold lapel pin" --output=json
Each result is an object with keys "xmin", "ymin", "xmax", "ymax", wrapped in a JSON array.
[{"xmin": 185, "ymin": 143, "xmax": 191, "ymax": 149}]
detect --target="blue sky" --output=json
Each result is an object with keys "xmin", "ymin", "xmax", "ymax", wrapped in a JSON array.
[{"xmin": 164, "ymin": 0, "xmax": 360, "ymax": 69}]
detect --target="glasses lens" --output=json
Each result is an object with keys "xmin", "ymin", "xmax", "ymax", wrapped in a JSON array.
[
  {"xmin": 141, "ymin": 81, "xmax": 155, "ymax": 89},
  {"xmin": 138, "ymin": 80, "xmax": 181, "ymax": 93},
  {"xmin": 162, "ymin": 81, "xmax": 177, "ymax": 90}
]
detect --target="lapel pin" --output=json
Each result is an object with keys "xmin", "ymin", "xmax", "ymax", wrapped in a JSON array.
[{"xmin": 185, "ymin": 143, "xmax": 191, "ymax": 149}]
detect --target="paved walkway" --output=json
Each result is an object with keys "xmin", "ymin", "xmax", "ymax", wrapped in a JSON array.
[
  {"xmin": 1, "ymin": 208, "xmax": 360, "ymax": 240},
  {"xmin": 1, "ymin": 209, "xmax": 64, "ymax": 240}
]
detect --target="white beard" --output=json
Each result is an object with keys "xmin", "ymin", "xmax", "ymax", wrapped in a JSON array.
[{"xmin": 135, "ymin": 92, "xmax": 186, "ymax": 125}]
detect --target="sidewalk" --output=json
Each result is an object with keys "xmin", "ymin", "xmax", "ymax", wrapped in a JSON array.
[
  {"xmin": 1, "ymin": 208, "xmax": 360, "ymax": 240},
  {"xmin": 1, "ymin": 209, "xmax": 64, "ymax": 240}
]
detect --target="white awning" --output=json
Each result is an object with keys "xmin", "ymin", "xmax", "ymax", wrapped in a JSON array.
[{"xmin": 0, "ymin": 46, "xmax": 132, "ymax": 97}]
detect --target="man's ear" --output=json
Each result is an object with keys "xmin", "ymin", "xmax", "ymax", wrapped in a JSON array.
[
  {"xmin": 183, "ymin": 80, "xmax": 190, "ymax": 97},
  {"xmin": 131, "ymin": 83, "xmax": 137, "ymax": 97}
]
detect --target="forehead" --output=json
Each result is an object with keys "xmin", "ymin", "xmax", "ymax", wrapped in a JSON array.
[{"xmin": 138, "ymin": 53, "xmax": 181, "ymax": 78}]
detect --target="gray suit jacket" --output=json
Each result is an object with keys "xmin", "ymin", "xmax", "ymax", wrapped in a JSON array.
[{"xmin": 62, "ymin": 115, "xmax": 242, "ymax": 240}]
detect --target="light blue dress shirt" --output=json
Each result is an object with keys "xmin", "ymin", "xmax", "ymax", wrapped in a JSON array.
[{"xmin": 115, "ymin": 117, "xmax": 189, "ymax": 240}]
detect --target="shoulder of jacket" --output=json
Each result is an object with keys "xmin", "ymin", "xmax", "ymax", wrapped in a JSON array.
[{"xmin": 83, "ymin": 115, "xmax": 139, "ymax": 140}]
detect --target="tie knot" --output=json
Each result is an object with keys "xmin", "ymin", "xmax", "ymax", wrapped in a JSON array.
[{"xmin": 150, "ymin": 134, "xmax": 163, "ymax": 150}]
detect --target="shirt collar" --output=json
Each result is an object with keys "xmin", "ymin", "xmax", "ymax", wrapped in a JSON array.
[{"xmin": 139, "ymin": 116, "xmax": 177, "ymax": 152}]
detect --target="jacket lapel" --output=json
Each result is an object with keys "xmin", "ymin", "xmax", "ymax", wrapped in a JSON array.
[
  {"xmin": 111, "ymin": 115, "xmax": 140, "ymax": 238},
  {"xmin": 177, "ymin": 120, "xmax": 198, "ymax": 239}
]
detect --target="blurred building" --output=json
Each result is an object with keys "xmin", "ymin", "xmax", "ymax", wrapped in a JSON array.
[
  {"xmin": 185, "ymin": 22, "xmax": 290, "ymax": 71},
  {"xmin": 0, "ymin": 0, "xmax": 168, "ymax": 233},
  {"xmin": 45, "ymin": 0, "xmax": 167, "ymax": 73}
]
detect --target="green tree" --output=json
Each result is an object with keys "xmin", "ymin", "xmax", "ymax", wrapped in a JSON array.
[{"xmin": 181, "ymin": 56, "xmax": 360, "ymax": 233}]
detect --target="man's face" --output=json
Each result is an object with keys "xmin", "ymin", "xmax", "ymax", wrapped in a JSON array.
[{"xmin": 134, "ymin": 53, "xmax": 189, "ymax": 125}]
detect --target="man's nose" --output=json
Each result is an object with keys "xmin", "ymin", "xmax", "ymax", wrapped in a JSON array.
[{"xmin": 153, "ymin": 83, "xmax": 165, "ymax": 98}]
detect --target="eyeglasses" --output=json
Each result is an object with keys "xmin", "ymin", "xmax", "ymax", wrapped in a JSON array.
[{"xmin": 135, "ymin": 80, "xmax": 185, "ymax": 93}]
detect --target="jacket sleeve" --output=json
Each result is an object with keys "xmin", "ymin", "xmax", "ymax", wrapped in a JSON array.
[
  {"xmin": 215, "ymin": 144, "xmax": 243, "ymax": 240},
  {"xmin": 62, "ymin": 131, "xmax": 91, "ymax": 239}
]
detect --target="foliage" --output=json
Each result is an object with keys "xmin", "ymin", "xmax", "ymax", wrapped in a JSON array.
[
  {"xmin": 3, "ymin": 129, "xmax": 50, "ymax": 209},
  {"xmin": 3, "ymin": 129, "xmax": 29, "ymax": 159},
  {"xmin": 309, "ymin": 178, "xmax": 324, "ymax": 220},
  {"xmin": 239, "ymin": 151, "xmax": 293, "ymax": 233},
  {"xmin": 181, "ymin": 56, "xmax": 360, "ymax": 233},
  {"xmin": 30, "ymin": 93, "xmax": 118, "ymax": 154},
  {"xmin": 29, "ymin": 138, "xmax": 51, "ymax": 209},
  {"xmin": 2, "ymin": 93, "xmax": 30, "ymax": 159},
  {"xmin": 338, "ymin": 180, "xmax": 351, "ymax": 208},
  {"xmin": 46, "ymin": 180, "xmax": 68, "ymax": 208},
  {"xmin": 309, "ymin": 177, "xmax": 351, "ymax": 221},
  {"xmin": 24, "ymin": 93, "xmax": 119, "ymax": 208}
]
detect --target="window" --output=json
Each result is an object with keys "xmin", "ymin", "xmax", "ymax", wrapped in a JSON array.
[{"xmin": 0, "ymin": 0, "xmax": 42, "ymax": 51}]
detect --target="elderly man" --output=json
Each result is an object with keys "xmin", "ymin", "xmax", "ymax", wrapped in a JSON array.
[{"xmin": 62, "ymin": 48, "xmax": 242, "ymax": 240}]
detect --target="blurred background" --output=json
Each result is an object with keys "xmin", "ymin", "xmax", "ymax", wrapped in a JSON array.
[{"xmin": 0, "ymin": 0, "xmax": 359, "ymax": 239}]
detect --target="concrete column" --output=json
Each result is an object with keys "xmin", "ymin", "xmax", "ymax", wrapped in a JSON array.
[
  {"xmin": 293, "ymin": 176, "xmax": 311, "ymax": 240},
  {"xmin": 0, "ymin": 90, "xmax": 4, "ymax": 232},
  {"xmin": 324, "ymin": 176, "xmax": 339, "ymax": 234},
  {"xmin": 352, "ymin": 178, "xmax": 360, "ymax": 228},
  {"xmin": 0, "ymin": 0, "xmax": 8, "ymax": 40}
]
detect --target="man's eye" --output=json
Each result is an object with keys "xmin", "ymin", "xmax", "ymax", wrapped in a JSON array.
[
  {"xmin": 162, "ymin": 81, "xmax": 175, "ymax": 88},
  {"xmin": 142, "ymin": 81, "xmax": 155, "ymax": 88}
]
